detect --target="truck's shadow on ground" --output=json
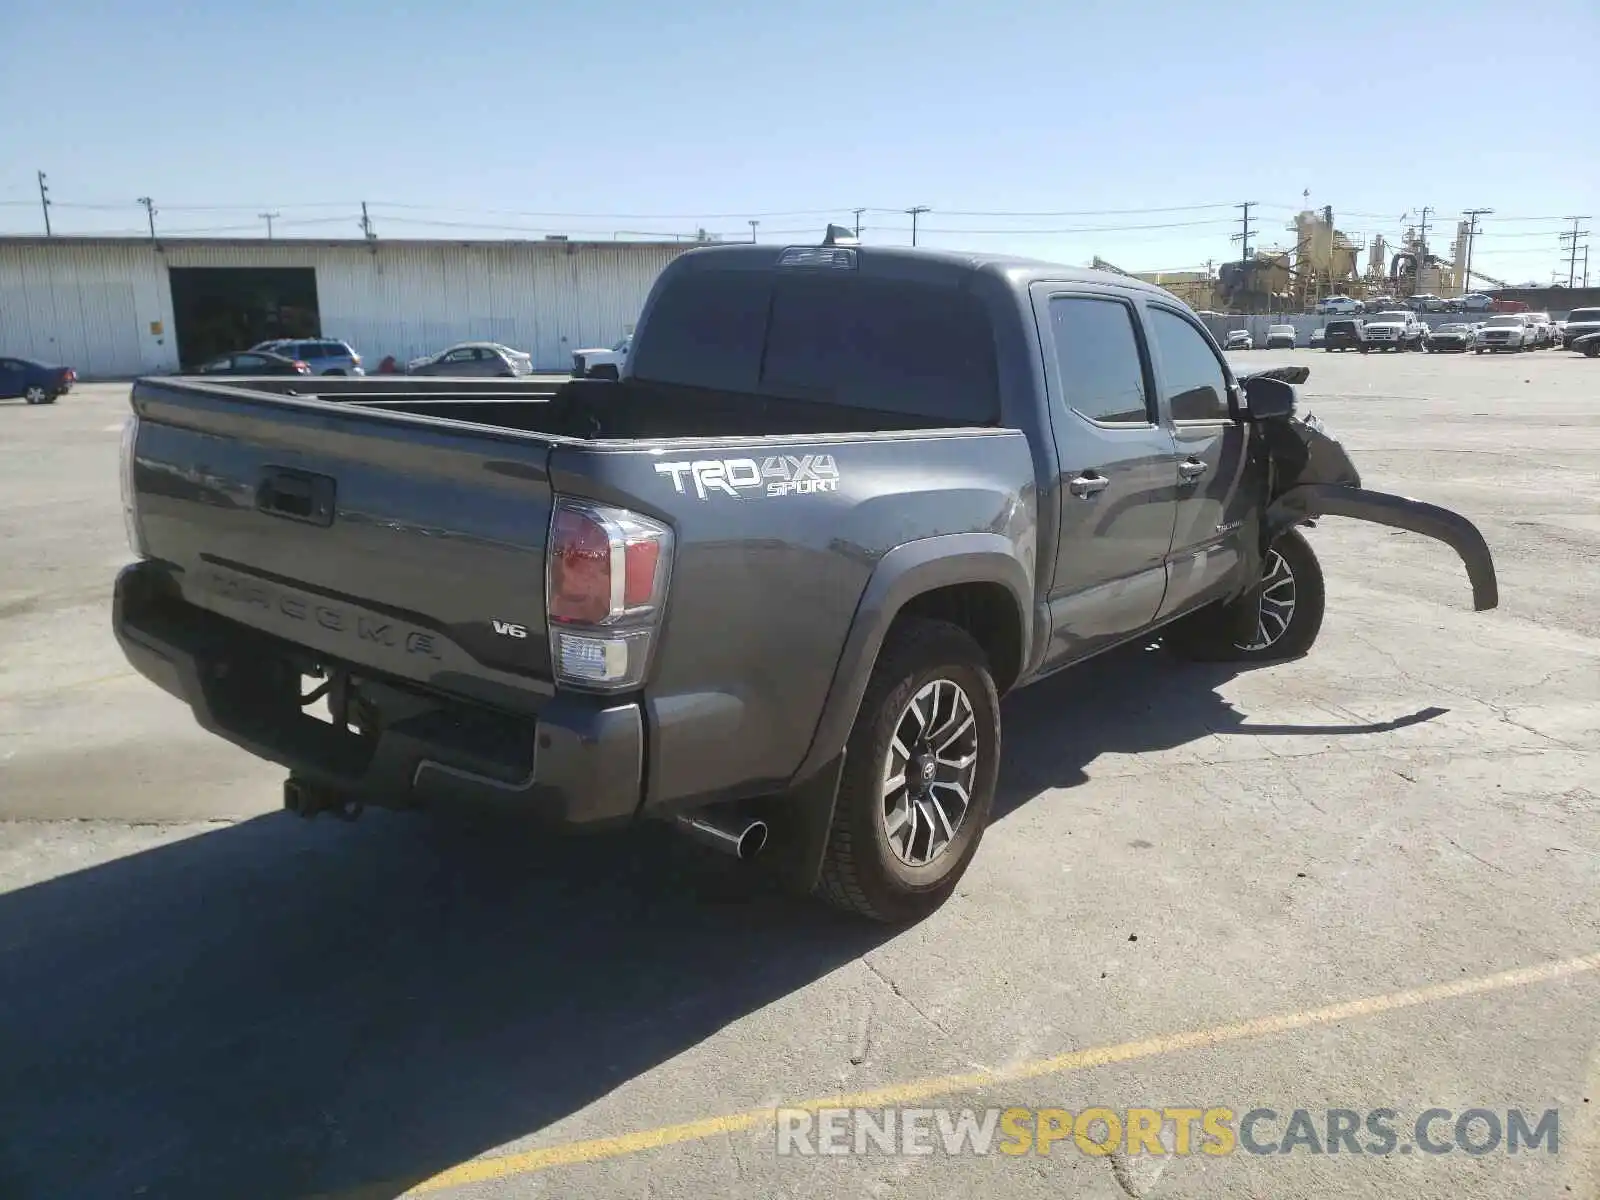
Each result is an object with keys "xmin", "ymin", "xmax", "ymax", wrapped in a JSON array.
[{"xmin": 0, "ymin": 643, "xmax": 1445, "ymax": 1200}]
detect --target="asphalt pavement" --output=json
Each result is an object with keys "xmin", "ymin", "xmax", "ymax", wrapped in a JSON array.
[{"xmin": 1, "ymin": 353, "xmax": 1596, "ymax": 1200}]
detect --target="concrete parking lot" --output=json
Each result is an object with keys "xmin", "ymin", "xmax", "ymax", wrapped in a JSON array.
[{"xmin": 1, "ymin": 354, "xmax": 1596, "ymax": 1200}]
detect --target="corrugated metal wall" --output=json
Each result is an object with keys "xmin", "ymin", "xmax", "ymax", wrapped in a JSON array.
[
  {"xmin": 1, "ymin": 238, "xmax": 696, "ymax": 377},
  {"xmin": 0, "ymin": 242, "xmax": 171, "ymax": 377}
]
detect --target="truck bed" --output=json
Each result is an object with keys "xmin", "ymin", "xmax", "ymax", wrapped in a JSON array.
[
  {"xmin": 232, "ymin": 374, "xmax": 982, "ymax": 441},
  {"xmin": 120, "ymin": 370, "xmax": 1031, "ymax": 825}
]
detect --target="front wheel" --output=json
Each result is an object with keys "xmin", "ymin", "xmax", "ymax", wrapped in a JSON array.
[
  {"xmin": 815, "ymin": 618, "xmax": 1001, "ymax": 924},
  {"xmin": 1165, "ymin": 528, "xmax": 1326, "ymax": 663}
]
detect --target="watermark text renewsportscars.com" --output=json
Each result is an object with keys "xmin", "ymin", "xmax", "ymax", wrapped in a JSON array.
[{"xmin": 775, "ymin": 1106, "xmax": 1560, "ymax": 1158}]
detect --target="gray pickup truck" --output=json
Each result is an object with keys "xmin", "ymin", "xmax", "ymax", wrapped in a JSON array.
[{"xmin": 113, "ymin": 234, "xmax": 1499, "ymax": 923}]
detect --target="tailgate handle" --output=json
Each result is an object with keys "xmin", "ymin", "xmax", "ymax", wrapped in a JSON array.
[{"xmin": 257, "ymin": 467, "xmax": 336, "ymax": 527}]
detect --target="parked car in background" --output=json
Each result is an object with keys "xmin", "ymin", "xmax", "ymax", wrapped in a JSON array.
[
  {"xmin": 1323, "ymin": 317, "xmax": 1365, "ymax": 351},
  {"xmin": 192, "ymin": 350, "xmax": 312, "ymax": 376},
  {"xmin": 1309, "ymin": 326, "xmax": 1326, "ymax": 347},
  {"xmin": 1560, "ymin": 308, "xmax": 1600, "ymax": 348},
  {"xmin": 406, "ymin": 342, "xmax": 534, "ymax": 377},
  {"xmin": 1426, "ymin": 323, "xmax": 1477, "ymax": 353},
  {"xmin": 1407, "ymin": 294, "xmax": 1447, "ymax": 313},
  {"xmin": 1573, "ymin": 331, "xmax": 1600, "ymax": 357},
  {"xmin": 1264, "ymin": 324, "xmax": 1297, "ymax": 349},
  {"xmin": 1225, "ymin": 330, "xmax": 1253, "ymax": 350},
  {"xmin": 251, "ymin": 338, "xmax": 364, "ymax": 376},
  {"xmin": 1317, "ymin": 295, "xmax": 1362, "ymax": 315},
  {"xmin": 1475, "ymin": 314, "xmax": 1532, "ymax": 353},
  {"xmin": 1361, "ymin": 310, "xmax": 1427, "ymax": 351},
  {"xmin": 1524, "ymin": 313, "xmax": 1554, "ymax": 348},
  {"xmin": 0, "ymin": 356, "xmax": 76, "ymax": 404},
  {"xmin": 1460, "ymin": 293, "xmax": 1496, "ymax": 312},
  {"xmin": 571, "ymin": 334, "xmax": 633, "ymax": 379}
]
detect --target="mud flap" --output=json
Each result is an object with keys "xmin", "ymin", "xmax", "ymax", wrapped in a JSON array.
[
  {"xmin": 1265, "ymin": 484, "xmax": 1499, "ymax": 611},
  {"xmin": 759, "ymin": 751, "xmax": 847, "ymax": 896}
]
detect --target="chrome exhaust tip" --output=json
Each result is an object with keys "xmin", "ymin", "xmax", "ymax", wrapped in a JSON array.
[{"xmin": 674, "ymin": 809, "xmax": 769, "ymax": 861}]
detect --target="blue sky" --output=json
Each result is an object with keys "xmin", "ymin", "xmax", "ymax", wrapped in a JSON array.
[{"xmin": 2, "ymin": 0, "xmax": 1596, "ymax": 285}]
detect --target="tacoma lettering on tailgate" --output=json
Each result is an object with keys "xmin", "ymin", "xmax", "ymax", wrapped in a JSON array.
[{"xmin": 202, "ymin": 569, "xmax": 442, "ymax": 659}]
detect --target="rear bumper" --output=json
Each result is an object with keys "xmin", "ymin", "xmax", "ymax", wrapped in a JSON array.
[{"xmin": 113, "ymin": 560, "xmax": 643, "ymax": 827}]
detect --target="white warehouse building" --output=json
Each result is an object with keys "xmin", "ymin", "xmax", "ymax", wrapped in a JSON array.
[{"xmin": 0, "ymin": 236, "xmax": 697, "ymax": 378}]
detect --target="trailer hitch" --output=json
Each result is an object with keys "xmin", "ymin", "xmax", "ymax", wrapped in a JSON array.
[{"xmin": 283, "ymin": 776, "xmax": 364, "ymax": 822}]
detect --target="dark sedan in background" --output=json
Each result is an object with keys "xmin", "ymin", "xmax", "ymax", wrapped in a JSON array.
[
  {"xmin": 0, "ymin": 356, "xmax": 76, "ymax": 404},
  {"xmin": 191, "ymin": 350, "xmax": 312, "ymax": 376},
  {"xmin": 1426, "ymin": 323, "xmax": 1477, "ymax": 353}
]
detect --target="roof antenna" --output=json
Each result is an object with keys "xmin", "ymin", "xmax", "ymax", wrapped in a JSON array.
[{"xmin": 822, "ymin": 223, "xmax": 859, "ymax": 247}]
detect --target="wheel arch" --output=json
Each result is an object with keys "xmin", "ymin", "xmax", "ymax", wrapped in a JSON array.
[{"xmin": 788, "ymin": 533, "xmax": 1032, "ymax": 786}]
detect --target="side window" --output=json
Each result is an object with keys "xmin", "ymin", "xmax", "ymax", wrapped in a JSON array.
[
  {"xmin": 234, "ymin": 354, "xmax": 266, "ymax": 369},
  {"xmin": 1148, "ymin": 308, "xmax": 1232, "ymax": 422},
  {"xmin": 1047, "ymin": 296, "xmax": 1151, "ymax": 424},
  {"xmin": 442, "ymin": 348, "xmax": 474, "ymax": 363}
]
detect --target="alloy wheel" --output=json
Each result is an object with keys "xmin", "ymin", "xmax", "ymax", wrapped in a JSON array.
[
  {"xmin": 1236, "ymin": 547, "xmax": 1297, "ymax": 651},
  {"xmin": 881, "ymin": 678, "xmax": 980, "ymax": 867}
]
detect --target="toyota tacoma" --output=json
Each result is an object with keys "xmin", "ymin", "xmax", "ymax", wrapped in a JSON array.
[{"xmin": 113, "ymin": 234, "xmax": 1499, "ymax": 923}]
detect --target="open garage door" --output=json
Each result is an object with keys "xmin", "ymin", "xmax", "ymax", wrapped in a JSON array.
[{"xmin": 168, "ymin": 267, "xmax": 319, "ymax": 369}]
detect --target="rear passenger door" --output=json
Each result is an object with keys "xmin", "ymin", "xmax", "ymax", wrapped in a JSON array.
[
  {"xmin": 1143, "ymin": 304, "xmax": 1253, "ymax": 621},
  {"xmin": 1033, "ymin": 287, "xmax": 1180, "ymax": 664}
]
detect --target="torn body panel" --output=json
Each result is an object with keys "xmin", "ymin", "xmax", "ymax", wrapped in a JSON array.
[
  {"xmin": 1256, "ymin": 408, "xmax": 1497, "ymax": 612},
  {"xmin": 1265, "ymin": 484, "xmax": 1499, "ymax": 611}
]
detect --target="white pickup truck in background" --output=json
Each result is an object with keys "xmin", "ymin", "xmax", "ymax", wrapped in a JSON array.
[{"xmin": 571, "ymin": 333, "xmax": 633, "ymax": 379}]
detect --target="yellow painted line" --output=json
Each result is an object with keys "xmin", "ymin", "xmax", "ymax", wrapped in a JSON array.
[{"xmin": 376, "ymin": 950, "xmax": 1600, "ymax": 1196}]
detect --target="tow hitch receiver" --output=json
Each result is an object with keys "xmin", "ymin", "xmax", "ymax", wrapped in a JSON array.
[
  {"xmin": 284, "ymin": 776, "xmax": 364, "ymax": 822},
  {"xmin": 1266, "ymin": 483, "xmax": 1499, "ymax": 611}
]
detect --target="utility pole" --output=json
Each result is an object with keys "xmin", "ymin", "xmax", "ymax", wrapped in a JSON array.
[
  {"xmin": 1228, "ymin": 202, "xmax": 1256, "ymax": 311},
  {"xmin": 852, "ymin": 207, "xmax": 865, "ymax": 239},
  {"xmin": 1412, "ymin": 205, "xmax": 1432, "ymax": 296},
  {"xmin": 748, "ymin": 219, "xmax": 759, "ymax": 243},
  {"xmin": 906, "ymin": 205, "xmax": 930, "ymax": 247},
  {"xmin": 1231, "ymin": 201, "xmax": 1255, "ymax": 264},
  {"xmin": 1460, "ymin": 207, "xmax": 1493, "ymax": 295},
  {"xmin": 37, "ymin": 171, "xmax": 52, "ymax": 237},
  {"xmin": 137, "ymin": 196, "xmax": 157, "ymax": 238},
  {"xmin": 1559, "ymin": 216, "xmax": 1589, "ymax": 288},
  {"xmin": 1584, "ymin": 243, "xmax": 1590, "ymax": 288},
  {"xmin": 359, "ymin": 201, "xmax": 375, "ymax": 240},
  {"xmin": 259, "ymin": 211, "xmax": 280, "ymax": 239}
]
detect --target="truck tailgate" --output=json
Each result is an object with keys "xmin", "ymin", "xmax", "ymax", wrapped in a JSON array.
[{"xmin": 129, "ymin": 380, "xmax": 560, "ymax": 701}]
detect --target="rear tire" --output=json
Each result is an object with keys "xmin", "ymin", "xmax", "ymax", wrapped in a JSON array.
[
  {"xmin": 1165, "ymin": 528, "xmax": 1326, "ymax": 663},
  {"xmin": 23, "ymin": 385, "xmax": 47, "ymax": 405},
  {"xmin": 815, "ymin": 618, "xmax": 1001, "ymax": 924}
]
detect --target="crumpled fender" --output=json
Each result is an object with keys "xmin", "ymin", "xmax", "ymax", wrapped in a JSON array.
[{"xmin": 1265, "ymin": 484, "xmax": 1499, "ymax": 611}]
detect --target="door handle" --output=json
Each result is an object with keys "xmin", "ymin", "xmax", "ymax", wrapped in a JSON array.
[
  {"xmin": 1068, "ymin": 472, "xmax": 1110, "ymax": 498},
  {"xmin": 1178, "ymin": 458, "xmax": 1209, "ymax": 481}
]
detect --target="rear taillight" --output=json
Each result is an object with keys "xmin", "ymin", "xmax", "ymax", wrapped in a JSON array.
[
  {"xmin": 293, "ymin": 361, "xmax": 311, "ymax": 373},
  {"xmin": 119, "ymin": 414, "xmax": 146, "ymax": 558},
  {"xmin": 546, "ymin": 498, "xmax": 672, "ymax": 690}
]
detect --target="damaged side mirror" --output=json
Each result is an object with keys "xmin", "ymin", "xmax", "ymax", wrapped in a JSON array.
[{"xmin": 1241, "ymin": 375, "xmax": 1297, "ymax": 421}]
